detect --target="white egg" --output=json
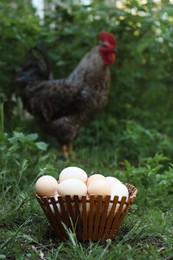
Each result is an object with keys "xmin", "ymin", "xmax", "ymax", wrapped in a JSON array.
[
  {"xmin": 57, "ymin": 179, "xmax": 87, "ymax": 198},
  {"xmin": 87, "ymin": 179, "xmax": 111, "ymax": 197},
  {"xmin": 107, "ymin": 183, "xmax": 129, "ymax": 216},
  {"xmin": 106, "ymin": 176, "xmax": 122, "ymax": 187},
  {"xmin": 35, "ymin": 175, "xmax": 58, "ymax": 197},
  {"xmin": 59, "ymin": 166, "xmax": 88, "ymax": 183},
  {"xmin": 110, "ymin": 182, "xmax": 129, "ymax": 201}
]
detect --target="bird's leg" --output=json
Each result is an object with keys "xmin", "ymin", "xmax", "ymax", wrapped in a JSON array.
[
  {"xmin": 60, "ymin": 143, "xmax": 74, "ymax": 160},
  {"xmin": 69, "ymin": 143, "xmax": 76, "ymax": 160},
  {"xmin": 60, "ymin": 144, "xmax": 68, "ymax": 160},
  {"xmin": 68, "ymin": 143, "xmax": 73, "ymax": 159}
]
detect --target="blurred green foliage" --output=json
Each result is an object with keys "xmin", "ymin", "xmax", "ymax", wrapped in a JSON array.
[
  {"xmin": 1, "ymin": 2, "xmax": 173, "ymax": 257},
  {"xmin": 1, "ymin": 0, "xmax": 173, "ymax": 162}
]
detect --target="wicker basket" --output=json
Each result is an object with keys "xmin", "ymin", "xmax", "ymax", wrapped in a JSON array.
[{"xmin": 36, "ymin": 184, "xmax": 137, "ymax": 243}]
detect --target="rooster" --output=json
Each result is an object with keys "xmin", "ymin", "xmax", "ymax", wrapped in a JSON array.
[{"xmin": 16, "ymin": 32, "xmax": 117, "ymax": 159}]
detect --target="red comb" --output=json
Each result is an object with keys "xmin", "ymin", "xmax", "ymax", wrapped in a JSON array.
[{"xmin": 99, "ymin": 32, "xmax": 117, "ymax": 48}]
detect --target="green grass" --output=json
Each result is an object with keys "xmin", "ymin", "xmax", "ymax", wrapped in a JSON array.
[{"xmin": 0, "ymin": 126, "xmax": 173, "ymax": 260}]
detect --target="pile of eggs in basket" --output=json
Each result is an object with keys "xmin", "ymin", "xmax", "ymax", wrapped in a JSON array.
[{"xmin": 35, "ymin": 166, "xmax": 129, "ymax": 207}]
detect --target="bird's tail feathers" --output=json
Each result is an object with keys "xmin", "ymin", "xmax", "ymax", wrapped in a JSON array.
[{"xmin": 15, "ymin": 40, "xmax": 51, "ymax": 88}]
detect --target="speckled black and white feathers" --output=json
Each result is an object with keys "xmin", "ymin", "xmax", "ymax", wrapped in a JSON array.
[{"xmin": 16, "ymin": 43, "xmax": 111, "ymax": 146}]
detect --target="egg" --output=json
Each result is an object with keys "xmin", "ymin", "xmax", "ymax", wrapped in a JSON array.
[
  {"xmin": 106, "ymin": 176, "xmax": 122, "ymax": 187},
  {"xmin": 57, "ymin": 179, "xmax": 87, "ymax": 198},
  {"xmin": 110, "ymin": 182, "xmax": 129, "ymax": 201},
  {"xmin": 59, "ymin": 166, "xmax": 87, "ymax": 183},
  {"xmin": 35, "ymin": 175, "xmax": 58, "ymax": 197},
  {"xmin": 87, "ymin": 179, "xmax": 111, "ymax": 197},
  {"xmin": 87, "ymin": 174, "xmax": 106, "ymax": 186},
  {"xmin": 107, "ymin": 182, "xmax": 129, "ymax": 216}
]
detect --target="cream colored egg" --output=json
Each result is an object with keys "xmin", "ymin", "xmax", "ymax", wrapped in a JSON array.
[
  {"xmin": 103, "ymin": 181, "xmax": 129, "ymax": 216},
  {"xmin": 87, "ymin": 179, "xmax": 111, "ymax": 197},
  {"xmin": 57, "ymin": 179, "xmax": 87, "ymax": 198},
  {"xmin": 107, "ymin": 183, "xmax": 128, "ymax": 216},
  {"xmin": 59, "ymin": 166, "xmax": 87, "ymax": 183},
  {"xmin": 110, "ymin": 182, "xmax": 129, "ymax": 201},
  {"xmin": 35, "ymin": 175, "xmax": 58, "ymax": 197},
  {"xmin": 87, "ymin": 174, "xmax": 106, "ymax": 186}
]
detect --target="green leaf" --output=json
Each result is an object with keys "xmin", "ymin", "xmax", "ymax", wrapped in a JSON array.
[
  {"xmin": 35, "ymin": 142, "xmax": 48, "ymax": 151},
  {"xmin": 25, "ymin": 133, "xmax": 38, "ymax": 141}
]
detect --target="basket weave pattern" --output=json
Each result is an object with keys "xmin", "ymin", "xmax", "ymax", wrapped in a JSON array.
[{"xmin": 36, "ymin": 184, "xmax": 137, "ymax": 242}]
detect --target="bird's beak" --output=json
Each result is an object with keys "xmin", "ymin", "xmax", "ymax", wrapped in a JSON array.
[{"xmin": 100, "ymin": 41, "xmax": 117, "ymax": 53}]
